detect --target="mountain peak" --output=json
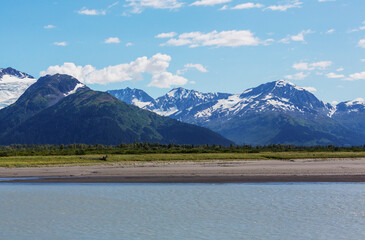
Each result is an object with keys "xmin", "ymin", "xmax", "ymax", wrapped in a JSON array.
[
  {"xmin": 274, "ymin": 79, "xmax": 296, "ymax": 87},
  {"xmin": 0, "ymin": 67, "xmax": 34, "ymax": 79},
  {"xmin": 345, "ymin": 98, "xmax": 364, "ymax": 106}
]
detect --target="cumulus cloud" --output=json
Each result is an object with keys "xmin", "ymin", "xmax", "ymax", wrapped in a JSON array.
[
  {"xmin": 104, "ymin": 37, "xmax": 120, "ymax": 44},
  {"xmin": 280, "ymin": 29, "xmax": 313, "ymax": 43},
  {"xmin": 148, "ymin": 72, "xmax": 188, "ymax": 88},
  {"xmin": 326, "ymin": 29, "xmax": 335, "ymax": 34},
  {"xmin": 318, "ymin": 0, "xmax": 335, "ymax": 2},
  {"xmin": 358, "ymin": 39, "xmax": 365, "ymax": 48},
  {"xmin": 125, "ymin": 0, "xmax": 183, "ymax": 14},
  {"xmin": 53, "ymin": 42, "xmax": 67, "ymax": 46},
  {"xmin": 44, "ymin": 25, "xmax": 55, "ymax": 29},
  {"xmin": 345, "ymin": 71, "xmax": 365, "ymax": 81},
  {"xmin": 231, "ymin": 3, "xmax": 264, "ymax": 10},
  {"xmin": 266, "ymin": 0, "xmax": 302, "ymax": 11},
  {"xmin": 155, "ymin": 32, "xmax": 177, "ymax": 38},
  {"xmin": 326, "ymin": 72, "xmax": 344, "ymax": 79},
  {"xmin": 125, "ymin": 42, "xmax": 133, "ymax": 47},
  {"xmin": 160, "ymin": 30, "xmax": 269, "ymax": 48},
  {"xmin": 190, "ymin": 0, "xmax": 232, "ymax": 6},
  {"xmin": 40, "ymin": 53, "xmax": 188, "ymax": 88},
  {"xmin": 284, "ymin": 72, "xmax": 309, "ymax": 80},
  {"xmin": 292, "ymin": 61, "xmax": 332, "ymax": 71}
]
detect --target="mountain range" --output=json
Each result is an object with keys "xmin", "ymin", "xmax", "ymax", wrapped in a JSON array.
[
  {"xmin": 0, "ymin": 69, "xmax": 231, "ymax": 146},
  {"xmin": 1, "ymin": 67, "xmax": 364, "ymax": 146},
  {"xmin": 107, "ymin": 81, "xmax": 365, "ymax": 146}
]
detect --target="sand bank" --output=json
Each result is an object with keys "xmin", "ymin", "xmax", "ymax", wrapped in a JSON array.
[{"xmin": 1, "ymin": 158, "xmax": 365, "ymax": 183}]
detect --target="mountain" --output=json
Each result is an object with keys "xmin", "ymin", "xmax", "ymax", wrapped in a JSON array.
[
  {"xmin": 0, "ymin": 67, "xmax": 36, "ymax": 109},
  {"xmin": 107, "ymin": 87, "xmax": 156, "ymax": 108},
  {"xmin": 109, "ymin": 80, "xmax": 365, "ymax": 146},
  {"xmin": 331, "ymin": 98, "xmax": 365, "ymax": 138},
  {"xmin": 0, "ymin": 74, "xmax": 232, "ymax": 146}
]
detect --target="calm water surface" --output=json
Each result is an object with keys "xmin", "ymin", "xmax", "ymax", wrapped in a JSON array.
[{"xmin": 0, "ymin": 183, "xmax": 364, "ymax": 240}]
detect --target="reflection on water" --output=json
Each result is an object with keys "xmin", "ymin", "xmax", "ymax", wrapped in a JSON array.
[{"xmin": 0, "ymin": 183, "xmax": 364, "ymax": 240}]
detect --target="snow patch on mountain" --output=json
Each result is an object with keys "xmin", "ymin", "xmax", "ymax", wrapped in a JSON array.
[
  {"xmin": 345, "ymin": 98, "xmax": 364, "ymax": 106},
  {"xmin": 0, "ymin": 68, "xmax": 36, "ymax": 109},
  {"xmin": 132, "ymin": 99, "xmax": 152, "ymax": 108},
  {"xmin": 64, "ymin": 83, "xmax": 85, "ymax": 96}
]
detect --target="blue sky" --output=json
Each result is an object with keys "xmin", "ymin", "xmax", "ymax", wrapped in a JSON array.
[{"xmin": 0, "ymin": 0, "xmax": 364, "ymax": 103}]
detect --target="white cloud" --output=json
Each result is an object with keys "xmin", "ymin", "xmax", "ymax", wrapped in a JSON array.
[
  {"xmin": 348, "ymin": 21, "xmax": 365, "ymax": 33},
  {"xmin": 361, "ymin": 59, "xmax": 365, "ymax": 62},
  {"xmin": 77, "ymin": 2, "xmax": 119, "ymax": 15},
  {"xmin": 53, "ymin": 42, "xmax": 67, "ymax": 46},
  {"xmin": 161, "ymin": 30, "xmax": 267, "ymax": 48},
  {"xmin": 310, "ymin": 61, "xmax": 332, "ymax": 70},
  {"xmin": 185, "ymin": 63, "xmax": 208, "ymax": 72},
  {"xmin": 178, "ymin": 63, "xmax": 208, "ymax": 74},
  {"xmin": 326, "ymin": 72, "xmax": 344, "ymax": 79},
  {"xmin": 125, "ymin": 42, "xmax": 133, "ymax": 47},
  {"xmin": 155, "ymin": 32, "xmax": 177, "ymax": 38},
  {"xmin": 44, "ymin": 25, "xmax": 55, "ymax": 29},
  {"xmin": 280, "ymin": 29, "xmax": 313, "ymax": 43},
  {"xmin": 292, "ymin": 62, "xmax": 309, "ymax": 70},
  {"xmin": 266, "ymin": 0, "xmax": 302, "ymax": 11},
  {"xmin": 292, "ymin": 61, "xmax": 332, "ymax": 71},
  {"xmin": 318, "ymin": 0, "xmax": 335, "ymax": 2},
  {"xmin": 231, "ymin": 2, "xmax": 264, "ymax": 10},
  {"xmin": 148, "ymin": 72, "xmax": 188, "ymax": 88},
  {"xmin": 336, "ymin": 67, "xmax": 344, "ymax": 72},
  {"xmin": 104, "ymin": 37, "xmax": 120, "ymax": 44},
  {"xmin": 302, "ymin": 87, "xmax": 317, "ymax": 93},
  {"xmin": 284, "ymin": 72, "xmax": 309, "ymax": 80},
  {"xmin": 190, "ymin": 0, "xmax": 231, "ymax": 6},
  {"xmin": 77, "ymin": 8, "xmax": 106, "ymax": 15},
  {"xmin": 358, "ymin": 39, "xmax": 365, "ymax": 48},
  {"xmin": 125, "ymin": 0, "xmax": 183, "ymax": 14},
  {"xmin": 345, "ymin": 71, "xmax": 365, "ymax": 81},
  {"xmin": 326, "ymin": 29, "xmax": 335, "ymax": 34},
  {"xmin": 40, "ymin": 53, "xmax": 187, "ymax": 88}
]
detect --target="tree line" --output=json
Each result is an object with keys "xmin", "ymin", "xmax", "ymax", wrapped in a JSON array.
[{"xmin": 0, "ymin": 143, "xmax": 365, "ymax": 157}]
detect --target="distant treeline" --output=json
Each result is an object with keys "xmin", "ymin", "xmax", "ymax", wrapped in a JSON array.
[{"xmin": 1, "ymin": 143, "xmax": 365, "ymax": 157}]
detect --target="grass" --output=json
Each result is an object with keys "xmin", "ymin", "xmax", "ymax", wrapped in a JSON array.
[{"xmin": 1, "ymin": 151, "xmax": 365, "ymax": 168}]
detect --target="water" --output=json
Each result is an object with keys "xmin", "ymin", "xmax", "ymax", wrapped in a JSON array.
[{"xmin": 0, "ymin": 183, "xmax": 364, "ymax": 240}]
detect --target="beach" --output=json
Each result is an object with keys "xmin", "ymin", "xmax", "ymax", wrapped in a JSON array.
[{"xmin": 1, "ymin": 158, "xmax": 365, "ymax": 183}]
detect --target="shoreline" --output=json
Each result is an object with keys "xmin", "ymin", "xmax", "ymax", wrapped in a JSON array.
[
  {"xmin": 3, "ymin": 175, "xmax": 365, "ymax": 183},
  {"xmin": 1, "ymin": 158, "xmax": 365, "ymax": 183}
]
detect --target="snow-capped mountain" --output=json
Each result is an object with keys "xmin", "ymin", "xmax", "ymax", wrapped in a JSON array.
[
  {"xmin": 107, "ymin": 88, "xmax": 155, "ymax": 108},
  {"xmin": 0, "ymin": 67, "xmax": 36, "ymax": 109},
  {"xmin": 108, "ymin": 80, "xmax": 365, "ymax": 146},
  {"xmin": 109, "ymin": 80, "xmax": 331, "ymax": 122},
  {"xmin": 333, "ymin": 98, "xmax": 365, "ymax": 115}
]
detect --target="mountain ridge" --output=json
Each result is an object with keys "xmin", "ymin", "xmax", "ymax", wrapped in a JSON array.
[
  {"xmin": 109, "ymin": 80, "xmax": 365, "ymax": 146},
  {"xmin": 0, "ymin": 74, "xmax": 232, "ymax": 146}
]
